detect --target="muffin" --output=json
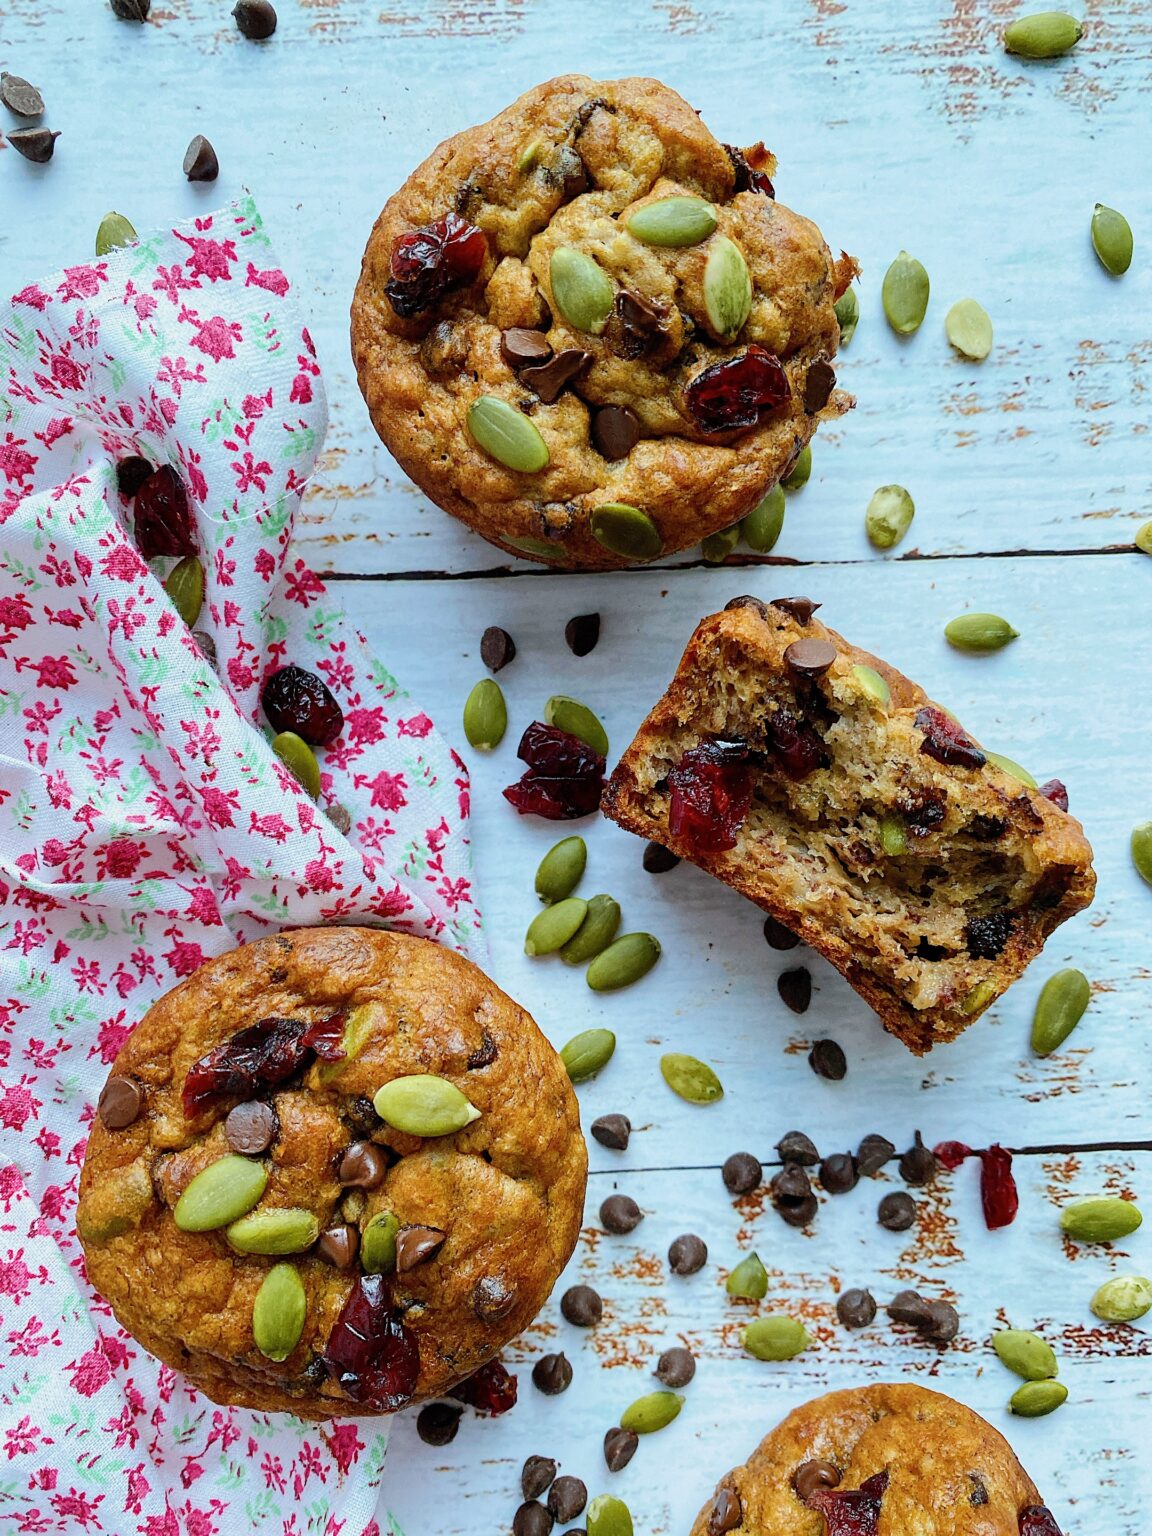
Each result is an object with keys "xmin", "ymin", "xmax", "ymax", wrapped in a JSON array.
[
  {"xmin": 690, "ymin": 1383, "xmax": 1065, "ymax": 1535},
  {"xmin": 76, "ymin": 927, "xmax": 587, "ymax": 1417},
  {"xmin": 602, "ymin": 597, "xmax": 1095, "ymax": 1052},
  {"xmin": 351, "ymin": 75, "xmax": 855, "ymax": 568}
]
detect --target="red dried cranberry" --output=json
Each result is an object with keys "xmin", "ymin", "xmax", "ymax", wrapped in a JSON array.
[
  {"xmin": 933, "ymin": 1139, "xmax": 972, "ymax": 1171},
  {"xmin": 965, "ymin": 910, "xmax": 1013, "ymax": 959},
  {"xmin": 914, "ymin": 707, "xmax": 986, "ymax": 770},
  {"xmin": 725, "ymin": 143, "xmax": 775, "ymax": 198},
  {"xmin": 904, "ymin": 792, "xmax": 947, "ymax": 835},
  {"xmin": 323, "ymin": 1273, "xmax": 420, "ymax": 1410},
  {"xmin": 503, "ymin": 722, "xmax": 606, "ymax": 820},
  {"xmin": 182, "ymin": 1011, "xmax": 346, "ymax": 1116},
  {"xmin": 1019, "ymin": 1507, "xmax": 1064, "ymax": 1536},
  {"xmin": 132, "ymin": 464, "xmax": 196, "ymax": 559},
  {"xmin": 808, "ymin": 1469, "xmax": 888, "ymax": 1535},
  {"xmin": 1038, "ymin": 778, "xmax": 1069, "ymax": 812},
  {"xmin": 668, "ymin": 740, "xmax": 754, "ymax": 854},
  {"xmin": 261, "ymin": 664, "xmax": 344, "ymax": 746},
  {"xmin": 385, "ymin": 212, "xmax": 487, "ymax": 320},
  {"xmin": 449, "ymin": 1357, "xmax": 518, "ymax": 1416},
  {"xmin": 764, "ymin": 707, "xmax": 828, "ymax": 780},
  {"xmin": 932, "ymin": 1141, "xmax": 1019, "ymax": 1230},
  {"xmin": 685, "ymin": 345, "xmax": 791, "ymax": 434}
]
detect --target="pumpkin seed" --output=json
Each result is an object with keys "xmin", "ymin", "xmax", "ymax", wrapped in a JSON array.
[
  {"xmin": 560, "ymin": 894, "xmax": 622, "ymax": 965},
  {"xmin": 1060, "ymin": 1196, "xmax": 1143, "ymax": 1243},
  {"xmin": 834, "ymin": 285, "xmax": 859, "ymax": 347},
  {"xmin": 96, "ymin": 211, "xmax": 138, "ymax": 257},
  {"xmin": 517, "ymin": 139, "xmax": 543, "ymax": 173},
  {"xmin": 1031, "ymin": 968, "xmax": 1090, "ymax": 1056},
  {"xmin": 741, "ymin": 485, "xmax": 785, "ymax": 551},
  {"xmin": 703, "ymin": 235, "xmax": 753, "ymax": 338},
  {"xmin": 1009, "ymin": 1379, "xmax": 1068, "ymax": 1417},
  {"xmin": 466, "ymin": 397, "xmax": 549, "ymax": 474},
  {"xmin": 992, "ymin": 1328, "xmax": 1058, "ymax": 1381},
  {"xmin": 252, "ymin": 1263, "xmax": 306, "ymax": 1362},
  {"xmin": 535, "ymin": 835, "xmax": 587, "ymax": 904},
  {"xmin": 507, "ymin": 535, "xmax": 565, "ymax": 560},
  {"xmin": 272, "ymin": 731, "xmax": 320, "ymax": 799},
  {"xmin": 587, "ymin": 933, "xmax": 661, "ymax": 992},
  {"xmin": 701, "ymin": 524, "xmax": 741, "ymax": 563},
  {"xmin": 961, "ymin": 979, "xmax": 998, "ymax": 1015},
  {"xmin": 1003, "ymin": 11, "xmax": 1083, "ymax": 57},
  {"xmin": 1091, "ymin": 203, "xmax": 1134, "ymax": 276},
  {"xmin": 525, "ymin": 896, "xmax": 589, "ymax": 956},
  {"xmin": 725, "ymin": 1251, "xmax": 768, "ymax": 1299},
  {"xmin": 560, "ymin": 1027, "xmax": 616, "ymax": 1083},
  {"xmin": 865, "ymin": 484, "xmax": 915, "ymax": 549},
  {"xmin": 945, "ymin": 613, "xmax": 1019, "ymax": 653},
  {"xmin": 879, "ymin": 813, "xmax": 907, "ymax": 857},
  {"xmin": 1090, "ymin": 1275, "xmax": 1152, "ymax": 1323},
  {"xmin": 227, "ymin": 1206, "xmax": 319, "ymax": 1255},
  {"xmin": 174, "ymin": 1154, "xmax": 268, "ymax": 1232},
  {"xmin": 852, "ymin": 664, "xmax": 891, "ymax": 709},
  {"xmin": 945, "ymin": 298, "xmax": 994, "ymax": 361},
  {"xmin": 782, "ymin": 443, "xmax": 812, "ymax": 491},
  {"xmin": 882, "ymin": 251, "xmax": 930, "ymax": 336},
  {"xmin": 1135, "ymin": 521, "xmax": 1152, "ymax": 555},
  {"xmin": 372, "ymin": 1075, "xmax": 481, "ymax": 1137},
  {"xmin": 1132, "ymin": 822, "xmax": 1152, "ymax": 887},
  {"xmin": 462, "ymin": 678, "xmax": 507, "ymax": 751},
  {"xmin": 317, "ymin": 1002, "xmax": 376, "ymax": 1083},
  {"xmin": 985, "ymin": 751, "xmax": 1038, "ymax": 788},
  {"xmin": 587, "ymin": 1495, "xmax": 633, "ymax": 1536},
  {"xmin": 618, "ymin": 1391, "xmax": 684, "ymax": 1434},
  {"xmin": 627, "ymin": 196, "xmax": 717, "ymax": 248},
  {"xmin": 550, "ymin": 247, "xmax": 615, "ymax": 334},
  {"xmin": 742, "ymin": 1315, "xmax": 812, "ymax": 1361},
  {"xmin": 361, "ymin": 1211, "xmax": 400, "ymax": 1273},
  {"xmin": 660, "ymin": 1051, "xmax": 723, "ymax": 1105},
  {"xmin": 545, "ymin": 695, "xmax": 608, "ymax": 757},
  {"xmin": 590, "ymin": 503, "xmax": 662, "ymax": 561},
  {"xmin": 164, "ymin": 555, "xmax": 204, "ymax": 627}
]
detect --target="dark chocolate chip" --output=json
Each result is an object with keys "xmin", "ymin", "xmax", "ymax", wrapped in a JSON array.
[
  {"xmin": 316, "ymin": 1224, "xmax": 359, "ymax": 1269},
  {"xmin": 600, "ymin": 1194, "xmax": 642, "ymax": 1234},
  {"xmin": 564, "ymin": 612, "xmax": 601, "ymax": 656},
  {"xmin": 777, "ymin": 966, "xmax": 812, "ymax": 1014},
  {"xmin": 722, "ymin": 1151, "xmax": 762, "ymax": 1194},
  {"xmin": 836, "ymin": 1287, "xmax": 877, "ymax": 1328},
  {"xmin": 921, "ymin": 1299, "xmax": 960, "ymax": 1343},
  {"xmin": 668, "ymin": 1233, "xmax": 708, "ymax": 1275},
  {"xmin": 116, "ymin": 455, "xmax": 154, "ymax": 497},
  {"xmin": 560, "ymin": 1284, "xmax": 602, "ymax": 1326},
  {"xmin": 878, "ymin": 1191, "xmax": 918, "ymax": 1232},
  {"xmin": 803, "ymin": 361, "xmax": 836, "ymax": 414},
  {"xmin": 771, "ymin": 1163, "xmax": 812, "ymax": 1203},
  {"xmin": 777, "ymin": 1193, "xmax": 818, "ymax": 1227},
  {"xmin": 224, "ymin": 1100, "xmax": 277, "ymax": 1155},
  {"xmin": 793, "ymin": 1460, "xmax": 841, "ymax": 1502},
  {"xmin": 654, "ymin": 1345, "xmax": 695, "ymax": 1387},
  {"xmin": 0, "ymin": 73, "xmax": 44, "ymax": 118},
  {"xmin": 395, "ymin": 1224, "xmax": 446, "ymax": 1272},
  {"xmin": 547, "ymin": 1477, "xmax": 587, "ymax": 1525},
  {"xmin": 969, "ymin": 1474, "xmax": 990, "ymax": 1506},
  {"xmin": 480, "ymin": 625, "xmax": 516, "ymax": 673},
  {"xmin": 522, "ymin": 1455, "xmax": 558, "ymax": 1501},
  {"xmin": 344, "ymin": 1095, "xmax": 380, "ymax": 1137},
  {"xmin": 819, "ymin": 1152, "xmax": 858, "ymax": 1194},
  {"xmin": 325, "ymin": 802, "xmax": 352, "ymax": 835},
  {"xmin": 502, "ymin": 328, "xmax": 553, "ymax": 369},
  {"xmin": 643, "ymin": 842, "xmax": 681, "ymax": 874},
  {"xmin": 887, "ymin": 1289, "xmax": 931, "ymax": 1326},
  {"xmin": 603, "ymin": 1426, "xmax": 638, "ymax": 1473},
  {"xmin": 337, "ymin": 1140, "xmax": 387, "ymax": 1190},
  {"xmin": 899, "ymin": 1131, "xmax": 938, "ymax": 1186},
  {"xmin": 532, "ymin": 1351, "xmax": 573, "ymax": 1395},
  {"xmin": 521, "ymin": 348, "xmax": 593, "ymax": 404},
  {"xmin": 708, "ymin": 1487, "xmax": 743, "ymax": 1535},
  {"xmin": 763, "ymin": 914, "xmax": 801, "ymax": 950},
  {"xmin": 513, "ymin": 1501, "xmax": 554, "ymax": 1536},
  {"xmin": 606, "ymin": 289, "xmax": 668, "ymax": 359},
  {"xmin": 808, "ymin": 1038, "xmax": 847, "ymax": 1081},
  {"xmin": 97, "ymin": 1075, "xmax": 142, "ymax": 1129},
  {"xmin": 8, "ymin": 127, "xmax": 59, "ymax": 162},
  {"xmin": 770, "ymin": 596, "xmax": 821, "ymax": 625},
  {"xmin": 232, "ymin": 0, "xmax": 277, "ymax": 39},
  {"xmin": 591, "ymin": 405, "xmax": 641, "ymax": 461},
  {"xmin": 466, "ymin": 1033, "xmax": 498, "ymax": 1069},
  {"xmin": 416, "ymin": 1401, "xmax": 462, "ymax": 1446},
  {"xmin": 784, "ymin": 637, "xmax": 837, "ymax": 678},
  {"xmin": 110, "ymin": 0, "xmax": 150, "ymax": 18},
  {"xmin": 420, "ymin": 319, "xmax": 470, "ymax": 377},
  {"xmin": 183, "ymin": 134, "xmax": 219, "ymax": 182},
  {"xmin": 472, "ymin": 1276, "xmax": 516, "ymax": 1322},
  {"xmin": 590, "ymin": 1113, "xmax": 631, "ymax": 1150},
  {"xmin": 856, "ymin": 1133, "xmax": 896, "ymax": 1176},
  {"xmin": 550, "ymin": 143, "xmax": 589, "ymax": 201},
  {"xmin": 776, "ymin": 1130, "xmax": 820, "ymax": 1165},
  {"xmin": 965, "ymin": 910, "xmax": 1013, "ymax": 960},
  {"xmin": 724, "ymin": 594, "xmax": 771, "ymax": 619}
]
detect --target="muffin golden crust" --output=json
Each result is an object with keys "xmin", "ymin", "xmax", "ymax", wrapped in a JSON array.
[
  {"xmin": 77, "ymin": 927, "xmax": 586, "ymax": 1418},
  {"xmin": 602, "ymin": 597, "xmax": 1095, "ymax": 1052},
  {"xmin": 351, "ymin": 75, "xmax": 855, "ymax": 568},
  {"xmin": 690, "ymin": 1383, "xmax": 1064, "ymax": 1535}
]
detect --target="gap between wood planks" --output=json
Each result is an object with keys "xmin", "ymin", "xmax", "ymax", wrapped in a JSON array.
[{"xmin": 586, "ymin": 1141, "xmax": 1152, "ymax": 1178}]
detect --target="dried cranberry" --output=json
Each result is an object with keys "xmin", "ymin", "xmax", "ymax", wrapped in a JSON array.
[
  {"xmin": 667, "ymin": 740, "xmax": 754, "ymax": 854},
  {"xmin": 1019, "ymin": 1507, "xmax": 1064, "ymax": 1536},
  {"xmin": 763, "ymin": 707, "xmax": 828, "ymax": 780},
  {"xmin": 685, "ymin": 345, "xmax": 791, "ymax": 434},
  {"xmin": 904, "ymin": 792, "xmax": 947, "ymax": 835},
  {"xmin": 933, "ymin": 1139, "xmax": 972, "ymax": 1171},
  {"xmin": 1038, "ymin": 778, "xmax": 1069, "ymax": 812},
  {"xmin": 385, "ymin": 212, "xmax": 487, "ymax": 320},
  {"xmin": 132, "ymin": 464, "xmax": 196, "ymax": 558},
  {"xmin": 965, "ymin": 910, "xmax": 1013, "ymax": 959},
  {"xmin": 725, "ymin": 143, "xmax": 775, "ymax": 198},
  {"xmin": 261, "ymin": 664, "xmax": 344, "ymax": 746},
  {"xmin": 932, "ymin": 1141, "xmax": 1019, "ymax": 1230},
  {"xmin": 182, "ymin": 1011, "xmax": 346, "ymax": 1116},
  {"xmin": 914, "ymin": 707, "xmax": 986, "ymax": 770},
  {"xmin": 503, "ymin": 722, "xmax": 606, "ymax": 820},
  {"xmin": 449, "ymin": 1358, "xmax": 519, "ymax": 1416},
  {"xmin": 808, "ymin": 1469, "xmax": 888, "ymax": 1535},
  {"xmin": 323, "ymin": 1274, "xmax": 420, "ymax": 1410}
]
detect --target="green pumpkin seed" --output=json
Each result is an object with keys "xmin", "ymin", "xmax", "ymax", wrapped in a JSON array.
[
  {"xmin": 985, "ymin": 751, "xmax": 1038, "ymax": 788},
  {"xmin": 317, "ymin": 1002, "xmax": 376, "ymax": 1083},
  {"xmin": 852, "ymin": 664, "xmax": 891, "ymax": 710},
  {"xmin": 1090, "ymin": 1274, "xmax": 1152, "ymax": 1323},
  {"xmin": 619, "ymin": 1390, "xmax": 684, "ymax": 1434},
  {"xmin": 466, "ymin": 397, "xmax": 549, "ymax": 474},
  {"xmin": 1009, "ymin": 1379, "xmax": 1068, "ymax": 1417},
  {"xmin": 1060, "ymin": 1196, "xmax": 1143, "ymax": 1243},
  {"xmin": 590, "ymin": 503, "xmax": 662, "ymax": 561},
  {"xmin": 252, "ymin": 1262, "xmax": 306, "ymax": 1362},
  {"xmin": 96, "ymin": 211, "xmax": 138, "ymax": 257},
  {"xmin": 961, "ymin": 978, "xmax": 998, "ymax": 1015},
  {"xmin": 1133, "ymin": 520, "xmax": 1152, "ymax": 555},
  {"xmin": 865, "ymin": 484, "xmax": 915, "ymax": 549},
  {"xmin": 742, "ymin": 1315, "xmax": 812, "ymax": 1361},
  {"xmin": 535, "ymin": 835, "xmax": 587, "ymax": 904},
  {"xmin": 587, "ymin": 1495, "xmax": 633, "ymax": 1536},
  {"xmin": 526, "ymin": 896, "xmax": 589, "ymax": 957},
  {"xmin": 1132, "ymin": 822, "xmax": 1152, "ymax": 888},
  {"xmin": 660, "ymin": 1051, "xmax": 723, "ymax": 1105},
  {"xmin": 462, "ymin": 678, "xmax": 507, "ymax": 752},
  {"xmin": 545, "ymin": 695, "xmax": 608, "ymax": 757},
  {"xmin": 550, "ymin": 246, "xmax": 615, "ymax": 334},
  {"xmin": 1003, "ymin": 11, "xmax": 1083, "ymax": 57},
  {"xmin": 587, "ymin": 933, "xmax": 661, "ymax": 992},
  {"xmin": 992, "ymin": 1328, "xmax": 1058, "ymax": 1381},
  {"xmin": 1091, "ymin": 203, "xmax": 1134, "ymax": 276},
  {"xmin": 227, "ymin": 1206, "xmax": 319, "ymax": 1256},
  {"xmin": 560, "ymin": 893, "xmax": 622, "ymax": 965},
  {"xmin": 507, "ymin": 535, "xmax": 565, "ymax": 561},
  {"xmin": 879, "ymin": 813, "xmax": 907, "ymax": 857},
  {"xmin": 560, "ymin": 1027, "xmax": 616, "ymax": 1083},
  {"xmin": 1031, "ymin": 968, "xmax": 1090, "ymax": 1056},
  {"xmin": 164, "ymin": 555, "xmax": 204, "ymax": 628},
  {"xmin": 945, "ymin": 298, "xmax": 994, "ymax": 361},
  {"xmin": 725, "ymin": 1251, "xmax": 768, "ymax": 1299},
  {"xmin": 882, "ymin": 251, "xmax": 930, "ymax": 336},
  {"xmin": 741, "ymin": 485, "xmax": 785, "ymax": 552},
  {"xmin": 834, "ymin": 286, "xmax": 859, "ymax": 347},
  {"xmin": 361, "ymin": 1211, "xmax": 400, "ymax": 1273},
  {"xmin": 174, "ymin": 1154, "xmax": 268, "ymax": 1232},
  {"xmin": 782, "ymin": 443, "xmax": 812, "ymax": 491},
  {"xmin": 517, "ymin": 139, "xmax": 543, "ymax": 173},
  {"xmin": 627, "ymin": 196, "xmax": 717, "ymax": 248},
  {"xmin": 372, "ymin": 1074, "xmax": 481, "ymax": 1137},
  {"xmin": 272, "ymin": 731, "xmax": 321, "ymax": 799},
  {"xmin": 701, "ymin": 524, "xmax": 741, "ymax": 563},
  {"xmin": 945, "ymin": 613, "xmax": 1019, "ymax": 653},
  {"xmin": 703, "ymin": 235, "xmax": 753, "ymax": 338}
]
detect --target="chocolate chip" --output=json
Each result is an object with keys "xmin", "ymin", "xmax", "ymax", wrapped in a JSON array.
[
  {"xmin": 771, "ymin": 1163, "xmax": 812, "ymax": 1202},
  {"xmin": 878, "ymin": 1191, "xmax": 918, "ymax": 1231},
  {"xmin": 0, "ymin": 74, "xmax": 44, "ymax": 118},
  {"xmin": 513, "ymin": 1502, "xmax": 554, "ymax": 1536},
  {"xmin": 97, "ymin": 1075, "xmax": 142, "ymax": 1129},
  {"xmin": 643, "ymin": 842, "xmax": 680, "ymax": 874},
  {"xmin": 325, "ymin": 802, "xmax": 352, "ymax": 835},
  {"xmin": 550, "ymin": 143, "xmax": 589, "ymax": 201},
  {"xmin": 522, "ymin": 1455, "xmax": 558, "ymax": 1501},
  {"xmin": 776, "ymin": 1130, "xmax": 819, "ymax": 1165},
  {"xmin": 116, "ymin": 455, "xmax": 154, "ymax": 497},
  {"xmin": 899, "ymin": 1131, "xmax": 938, "ymax": 1186},
  {"xmin": 707, "ymin": 1487, "xmax": 742, "ymax": 1535},
  {"xmin": 232, "ymin": 0, "xmax": 277, "ymax": 39},
  {"xmin": 921, "ymin": 1299, "xmax": 960, "ymax": 1343},
  {"xmin": 603, "ymin": 1426, "xmax": 638, "ymax": 1473},
  {"xmin": 532, "ymin": 1351, "xmax": 572, "ymax": 1395},
  {"xmin": 591, "ymin": 405, "xmax": 641, "ymax": 461},
  {"xmin": 887, "ymin": 1289, "xmax": 931, "ymax": 1326},
  {"xmin": 110, "ymin": 0, "xmax": 150, "ymax": 18},
  {"xmin": 778, "ymin": 1192, "xmax": 818, "ymax": 1227},
  {"xmin": 521, "ymin": 348, "xmax": 593, "ymax": 404},
  {"xmin": 856, "ymin": 1133, "xmax": 896, "ymax": 1176},
  {"xmin": 502, "ymin": 328, "xmax": 553, "ymax": 369},
  {"xmin": 819, "ymin": 1152, "xmax": 858, "ymax": 1194},
  {"xmin": 724, "ymin": 594, "xmax": 771, "ymax": 619},
  {"xmin": 416, "ymin": 1402, "xmax": 462, "ymax": 1446},
  {"xmin": 472, "ymin": 1276, "xmax": 515, "ymax": 1322},
  {"xmin": 793, "ymin": 1460, "xmax": 841, "ymax": 1502},
  {"xmin": 8, "ymin": 127, "xmax": 59, "ymax": 163},
  {"xmin": 969, "ymin": 1474, "xmax": 990, "ymax": 1506},
  {"xmin": 654, "ymin": 1345, "xmax": 695, "ymax": 1387},
  {"xmin": 344, "ymin": 1095, "xmax": 380, "ymax": 1137},
  {"xmin": 224, "ymin": 1100, "xmax": 277, "ymax": 1154},
  {"xmin": 836, "ymin": 1287, "xmax": 877, "ymax": 1328},
  {"xmin": 337, "ymin": 1140, "xmax": 387, "ymax": 1190},
  {"xmin": 600, "ymin": 1194, "xmax": 642, "ymax": 1234},
  {"xmin": 771, "ymin": 596, "xmax": 821, "ymax": 626},
  {"xmin": 803, "ymin": 361, "xmax": 836, "ymax": 414},
  {"xmin": 480, "ymin": 625, "xmax": 516, "ymax": 673},
  {"xmin": 564, "ymin": 612, "xmax": 601, "ymax": 656},
  {"xmin": 466, "ymin": 1033, "xmax": 498, "ymax": 1069},
  {"xmin": 808, "ymin": 1038, "xmax": 847, "ymax": 1081},
  {"xmin": 560, "ymin": 1284, "xmax": 602, "ymax": 1326},
  {"xmin": 547, "ymin": 1476, "xmax": 587, "ymax": 1525},
  {"xmin": 965, "ymin": 910, "xmax": 1013, "ymax": 960},
  {"xmin": 183, "ymin": 134, "xmax": 219, "ymax": 182},
  {"xmin": 316, "ymin": 1224, "xmax": 359, "ymax": 1268},
  {"xmin": 762, "ymin": 914, "xmax": 801, "ymax": 949},
  {"xmin": 395, "ymin": 1224, "xmax": 446, "ymax": 1272},
  {"xmin": 777, "ymin": 966, "xmax": 812, "ymax": 1014},
  {"xmin": 668, "ymin": 1233, "xmax": 708, "ymax": 1275},
  {"xmin": 590, "ymin": 1113, "xmax": 630, "ymax": 1150},
  {"xmin": 722, "ymin": 1151, "xmax": 762, "ymax": 1194},
  {"xmin": 784, "ymin": 637, "xmax": 837, "ymax": 678},
  {"xmin": 606, "ymin": 289, "xmax": 667, "ymax": 359}
]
